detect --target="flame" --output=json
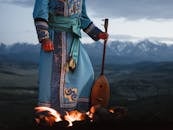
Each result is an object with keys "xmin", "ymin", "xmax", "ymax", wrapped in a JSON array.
[
  {"xmin": 109, "ymin": 108, "xmax": 115, "ymax": 113},
  {"xmin": 34, "ymin": 107, "xmax": 62, "ymax": 123},
  {"xmin": 34, "ymin": 107, "xmax": 89, "ymax": 127},
  {"xmin": 86, "ymin": 106, "xmax": 95, "ymax": 121},
  {"xmin": 64, "ymin": 110, "xmax": 86, "ymax": 126},
  {"xmin": 86, "ymin": 105, "xmax": 101, "ymax": 121},
  {"xmin": 34, "ymin": 105, "xmax": 121, "ymax": 127}
]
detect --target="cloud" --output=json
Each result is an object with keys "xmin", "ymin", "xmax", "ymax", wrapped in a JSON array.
[
  {"xmin": 110, "ymin": 34, "xmax": 140, "ymax": 40},
  {"xmin": 148, "ymin": 36, "xmax": 173, "ymax": 42},
  {"xmin": 0, "ymin": 0, "xmax": 34, "ymax": 7},
  {"xmin": 110, "ymin": 34, "xmax": 173, "ymax": 44},
  {"xmin": 86, "ymin": 0, "xmax": 173, "ymax": 19},
  {"xmin": 1, "ymin": 0, "xmax": 173, "ymax": 19}
]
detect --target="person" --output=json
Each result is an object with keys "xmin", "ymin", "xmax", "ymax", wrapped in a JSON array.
[{"xmin": 33, "ymin": 0, "xmax": 108, "ymax": 115}]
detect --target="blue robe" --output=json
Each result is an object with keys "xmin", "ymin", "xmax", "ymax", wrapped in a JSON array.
[{"xmin": 33, "ymin": 0, "xmax": 102, "ymax": 114}]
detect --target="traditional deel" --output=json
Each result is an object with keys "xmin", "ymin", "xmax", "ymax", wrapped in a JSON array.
[{"xmin": 33, "ymin": 0, "xmax": 102, "ymax": 114}]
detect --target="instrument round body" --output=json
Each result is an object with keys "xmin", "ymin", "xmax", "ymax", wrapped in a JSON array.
[{"xmin": 90, "ymin": 75, "xmax": 110, "ymax": 108}]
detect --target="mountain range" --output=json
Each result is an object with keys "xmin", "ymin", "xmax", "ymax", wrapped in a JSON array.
[
  {"xmin": 0, "ymin": 39, "xmax": 173, "ymax": 65},
  {"xmin": 84, "ymin": 39, "xmax": 173, "ymax": 64}
]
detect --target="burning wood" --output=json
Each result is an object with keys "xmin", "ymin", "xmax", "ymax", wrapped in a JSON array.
[{"xmin": 34, "ymin": 105, "xmax": 128, "ymax": 129}]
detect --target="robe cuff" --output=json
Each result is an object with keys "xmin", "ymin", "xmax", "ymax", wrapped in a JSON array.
[
  {"xmin": 35, "ymin": 20, "xmax": 49, "ymax": 42},
  {"xmin": 83, "ymin": 23, "xmax": 103, "ymax": 41}
]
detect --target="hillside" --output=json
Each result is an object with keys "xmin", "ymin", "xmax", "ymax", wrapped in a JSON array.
[
  {"xmin": 1, "ymin": 41, "xmax": 173, "ymax": 129},
  {"xmin": 0, "ymin": 62, "xmax": 173, "ymax": 129}
]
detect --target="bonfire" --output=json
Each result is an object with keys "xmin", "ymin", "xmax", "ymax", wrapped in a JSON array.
[{"xmin": 34, "ymin": 105, "xmax": 128, "ymax": 129}]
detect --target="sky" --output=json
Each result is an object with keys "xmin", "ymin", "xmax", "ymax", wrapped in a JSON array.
[{"xmin": 0, "ymin": 0, "xmax": 173, "ymax": 45}]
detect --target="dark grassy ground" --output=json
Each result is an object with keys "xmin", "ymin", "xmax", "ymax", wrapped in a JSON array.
[
  {"xmin": 0, "ymin": 87, "xmax": 37, "ymax": 129},
  {"xmin": 1, "ymin": 62, "xmax": 173, "ymax": 130},
  {"xmin": 0, "ymin": 87, "xmax": 173, "ymax": 130}
]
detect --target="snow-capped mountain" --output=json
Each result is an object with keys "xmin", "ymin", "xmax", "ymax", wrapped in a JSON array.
[
  {"xmin": 1, "ymin": 40, "xmax": 173, "ymax": 65},
  {"xmin": 84, "ymin": 39, "xmax": 173, "ymax": 64}
]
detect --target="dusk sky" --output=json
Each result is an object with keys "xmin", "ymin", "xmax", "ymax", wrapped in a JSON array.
[{"xmin": 0, "ymin": 0, "xmax": 173, "ymax": 45}]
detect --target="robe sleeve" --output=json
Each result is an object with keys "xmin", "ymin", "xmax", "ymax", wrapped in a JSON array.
[
  {"xmin": 80, "ymin": 0, "xmax": 103, "ymax": 41},
  {"xmin": 33, "ymin": 0, "xmax": 49, "ymax": 42}
]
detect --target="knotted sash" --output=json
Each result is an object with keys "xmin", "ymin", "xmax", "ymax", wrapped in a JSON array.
[{"xmin": 49, "ymin": 16, "xmax": 81, "ymax": 66}]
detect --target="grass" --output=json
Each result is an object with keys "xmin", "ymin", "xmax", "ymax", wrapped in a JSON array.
[
  {"xmin": 1, "ymin": 62, "xmax": 173, "ymax": 129},
  {"xmin": 0, "ymin": 64, "xmax": 38, "ymax": 88},
  {"xmin": 0, "ymin": 87, "xmax": 37, "ymax": 129}
]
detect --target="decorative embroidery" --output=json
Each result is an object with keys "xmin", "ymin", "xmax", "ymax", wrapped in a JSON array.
[
  {"xmin": 35, "ymin": 21, "xmax": 49, "ymax": 42},
  {"xmin": 68, "ymin": 0, "xmax": 82, "ymax": 16},
  {"xmin": 64, "ymin": 87, "xmax": 78, "ymax": 102},
  {"xmin": 49, "ymin": 0, "xmax": 82, "ymax": 16},
  {"xmin": 49, "ymin": 0, "xmax": 68, "ymax": 16},
  {"xmin": 84, "ymin": 23, "xmax": 95, "ymax": 34}
]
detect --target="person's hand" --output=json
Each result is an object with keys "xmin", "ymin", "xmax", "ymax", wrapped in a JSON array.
[
  {"xmin": 41, "ymin": 38, "xmax": 54, "ymax": 52},
  {"xmin": 98, "ymin": 32, "xmax": 109, "ymax": 40}
]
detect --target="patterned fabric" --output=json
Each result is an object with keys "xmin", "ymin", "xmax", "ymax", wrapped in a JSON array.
[
  {"xmin": 84, "ymin": 23, "xmax": 103, "ymax": 41},
  {"xmin": 68, "ymin": 0, "xmax": 82, "ymax": 16},
  {"xmin": 35, "ymin": 21, "xmax": 49, "ymax": 42},
  {"xmin": 49, "ymin": 0, "xmax": 82, "ymax": 17},
  {"xmin": 33, "ymin": 0, "xmax": 102, "ymax": 113}
]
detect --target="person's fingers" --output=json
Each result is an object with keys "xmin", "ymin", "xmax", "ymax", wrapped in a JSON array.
[
  {"xmin": 98, "ymin": 33, "xmax": 109, "ymax": 40},
  {"xmin": 41, "ymin": 38, "xmax": 54, "ymax": 52},
  {"xmin": 44, "ymin": 43, "xmax": 54, "ymax": 52}
]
